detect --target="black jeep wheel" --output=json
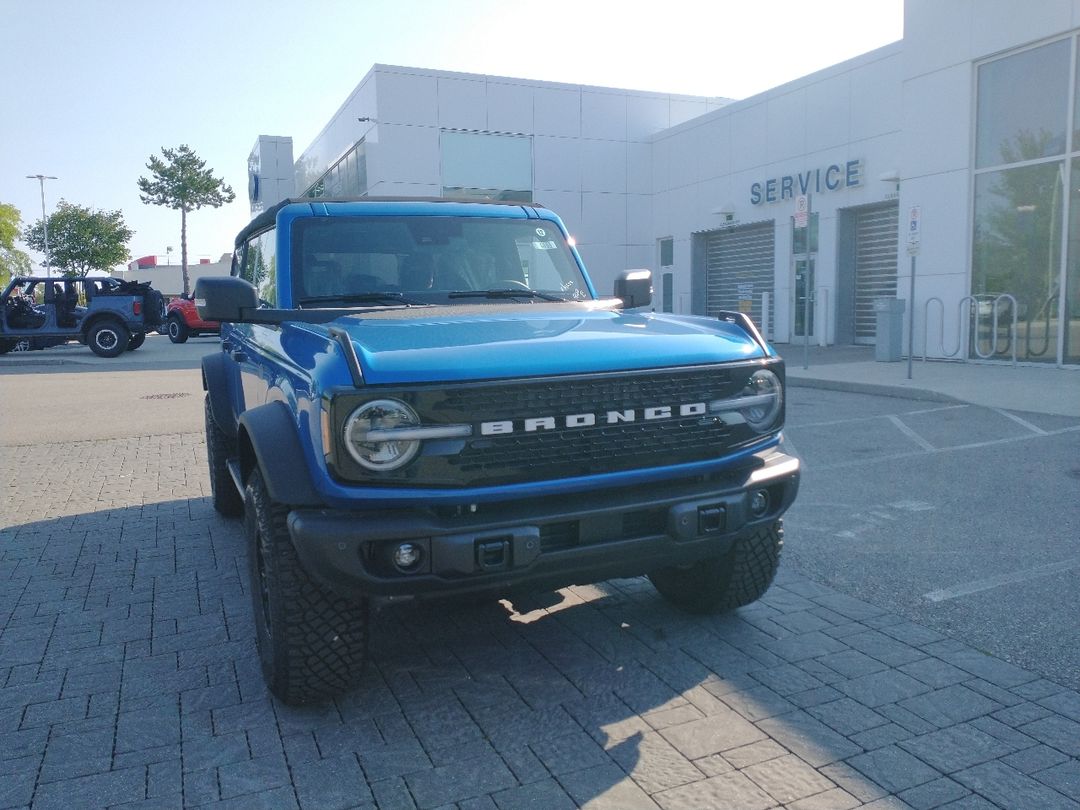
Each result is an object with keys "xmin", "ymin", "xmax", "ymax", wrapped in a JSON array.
[
  {"xmin": 127, "ymin": 332, "xmax": 146, "ymax": 351},
  {"xmin": 87, "ymin": 320, "xmax": 130, "ymax": 358},
  {"xmin": 1, "ymin": 338, "xmax": 32, "ymax": 353},
  {"xmin": 167, "ymin": 314, "xmax": 189, "ymax": 344},
  {"xmin": 245, "ymin": 469, "xmax": 369, "ymax": 704},
  {"xmin": 649, "ymin": 522, "xmax": 784, "ymax": 614},
  {"xmin": 204, "ymin": 396, "xmax": 243, "ymax": 517}
]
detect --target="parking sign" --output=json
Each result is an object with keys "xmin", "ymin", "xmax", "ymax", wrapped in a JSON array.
[{"xmin": 907, "ymin": 205, "xmax": 921, "ymax": 255}]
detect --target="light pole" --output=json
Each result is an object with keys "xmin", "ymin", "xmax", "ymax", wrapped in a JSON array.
[{"xmin": 26, "ymin": 174, "xmax": 58, "ymax": 279}]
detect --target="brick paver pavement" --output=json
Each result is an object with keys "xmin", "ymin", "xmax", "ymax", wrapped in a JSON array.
[{"xmin": 2, "ymin": 434, "xmax": 1078, "ymax": 809}]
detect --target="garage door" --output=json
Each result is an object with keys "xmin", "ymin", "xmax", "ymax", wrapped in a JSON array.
[
  {"xmin": 854, "ymin": 203, "xmax": 899, "ymax": 344},
  {"xmin": 704, "ymin": 221, "xmax": 776, "ymax": 335}
]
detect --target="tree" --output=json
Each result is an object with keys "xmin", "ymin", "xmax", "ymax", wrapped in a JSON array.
[
  {"xmin": 0, "ymin": 203, "xmax": 31, "ymax": 286},
  {"xmin": 23, "ymin": 200, "xmax": 132, "ymax": 278},
  {"xmin": 138, "ymin": 145, "xmax": 235, "ymax": 295}
]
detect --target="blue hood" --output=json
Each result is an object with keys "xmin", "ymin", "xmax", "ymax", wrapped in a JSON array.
[{"xmin": 323, "ymin": 305, "xmax": 770, "ymax": 384}]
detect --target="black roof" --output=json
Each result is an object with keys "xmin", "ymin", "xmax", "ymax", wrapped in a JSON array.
[{"xmin": 234, "ymin": 196, "xmax": 547, "ymax": 248}]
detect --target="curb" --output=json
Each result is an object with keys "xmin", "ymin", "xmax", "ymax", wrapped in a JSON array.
[
  {"xmin": 787, "ymin": 375, "xmax": 963, "ymax": 404},
  {"xmin": 0, "ymin": 357, "xmax": 70, "ymax": 367}
]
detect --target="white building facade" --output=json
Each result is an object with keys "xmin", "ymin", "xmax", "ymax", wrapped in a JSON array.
[{"xmin": 250, "ymin": 0, "xmax": 1080, "ymax": 367}]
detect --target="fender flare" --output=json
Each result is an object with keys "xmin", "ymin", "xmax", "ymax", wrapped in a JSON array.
[
  {"xmin": 201, "ymin": 353, "xmax": 237, "ymax": 440},
  {"xmin": 238, "ymin": 401, "xmax": 322, "ymax": 506}
]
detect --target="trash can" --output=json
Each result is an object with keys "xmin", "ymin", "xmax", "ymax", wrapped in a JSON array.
[{"xmin": 873, "ymin": 297, "xmax": 905, "ymax": 362}]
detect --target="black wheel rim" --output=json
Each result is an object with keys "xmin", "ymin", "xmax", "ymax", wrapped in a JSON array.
[
  {"xmin": 97, "ymin": 330, "xmax": 118, "ymax": 350},
  {"xmin": 169, "ymin": 321, "xmax": 179, "ymax": 338}
]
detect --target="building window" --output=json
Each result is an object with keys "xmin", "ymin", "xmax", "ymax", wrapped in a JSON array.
[
  {"xmin": 976, "ymin": 39, "xmax": 1069, "ymax": 169},
  {"xmin": 791, "ymin": 213, "xmax": 819, "ymax": 255},
  {"xmin": 304, "ymin": 141, "xmax": 367, "ymax": 199},
  {"xmin": 659, "ymin": 237, "xmax": 674, "ymax": 268},
  {"xmin": 662, "ymin": 272, "xmax": 674, "ymax": 313},
  {"xmin": 973, "ymin": 36, "xmax": 1080, "ymax": 364},
  {"xmin": 441, "ymin": 131, "xmax": 532, "ymax": 202}
]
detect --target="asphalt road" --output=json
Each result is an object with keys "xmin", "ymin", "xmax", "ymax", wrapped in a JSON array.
[
  {"xmin": 0, "ymin": 333, "xmax": 217, "ymax": 445},
  {"xmin": 782, "ymin": 389, "xmax": 1080, "ymax": 691},
  {"xmin": 5, "ymin": 336, "xmax": 1078, "ymax": 691},
  {"xmin": 4, "ymin": 340, "xmax": 1080, "ymax": 808}
]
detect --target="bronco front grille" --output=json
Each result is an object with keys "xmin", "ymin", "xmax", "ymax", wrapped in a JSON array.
[{"xmin": 329, "ymin": 363, "xmax": 781, "ymax": 488}]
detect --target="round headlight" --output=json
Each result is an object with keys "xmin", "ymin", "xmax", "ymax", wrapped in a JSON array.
[
  {"xmin": 741, "ymin": 369, "xmax": 783, "ymax": 433},
  {"xmin": 343, "ymin": 399, "xmax": 421, "ymax": 471}
]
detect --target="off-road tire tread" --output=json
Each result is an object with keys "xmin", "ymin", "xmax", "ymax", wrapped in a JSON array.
[
  {"xmin": 246, "ymin": 470, "xmax": 368, "ymax": 704},
  {"xmin": 168, "ymin": 314, "xmax": 189, "ymax": 344},
  {"xmin": 204, "ymin": 396, "xmax": 243, "ymax": 517},
  {"xmin": 87, "ymin": 320, "xmax": 129, "ymax": 358},
  {"xmin": 650, "ymin": 522, "xmax": 784, "ymax": 614}
]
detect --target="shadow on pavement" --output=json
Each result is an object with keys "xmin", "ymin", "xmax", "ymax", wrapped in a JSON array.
[{"xmin": 0, "ymin": 497, "xmax": 904, "ymax": 809}]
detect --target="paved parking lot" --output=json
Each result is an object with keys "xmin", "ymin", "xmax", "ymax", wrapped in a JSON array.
[
  {"xmin": 2, "ymin": 351, "xmax": 1079, "ymax": 809},
  {"xmin": 783, "ymin": 390, "xmax": 1080, "ymax": 692}
]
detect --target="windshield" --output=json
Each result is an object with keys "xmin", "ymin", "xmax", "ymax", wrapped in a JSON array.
[{"xmin": 292, "ymin": 215, "xmax": 591, "ymax": 307}]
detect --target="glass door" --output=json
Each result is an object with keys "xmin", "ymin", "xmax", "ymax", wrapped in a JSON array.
[{"xmin": 794, "ymin": 257, "xmax": 816, "ymax": 339}]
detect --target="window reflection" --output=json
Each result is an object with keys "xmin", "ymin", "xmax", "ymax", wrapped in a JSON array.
[
  {"xmin": 976, "ymin": 39, "xmax": 1069, "ymax": 169},
  {"xmin": 973, "ymin": 163, "xmax": 1063, "ymax": 360},
  {"xmin": 1064, "ymin": 158, "xmax": 1080, "ymax": 363}
]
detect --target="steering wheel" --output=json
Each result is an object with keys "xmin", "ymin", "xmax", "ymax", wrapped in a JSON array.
[{"xmin": 493, "ymin": 279, "xmax": 531, "ymax": 290}]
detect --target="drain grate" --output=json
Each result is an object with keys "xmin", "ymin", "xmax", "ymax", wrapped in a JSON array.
[{"xmin": 141, "ymin": 392, "xmax": 192, "ymax": 400}]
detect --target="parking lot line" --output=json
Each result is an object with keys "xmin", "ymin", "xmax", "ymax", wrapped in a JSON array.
[
  {"xmin": 886, "ymin": 414, "xmax": 936, "ymax": 451},
  {"xmin": 809, "ymin": 423, "xmax": 1080, "ymax": 472},
  {"xmin": 992, "ymin": 408, "xmax": 1049, "ymax": 436},
  {"xmin": 924, "ymin": 558, "xmax": 1080, "ymax": 602},
  {"xmin": 789, "ymin": 404, "xmax": 967, "ymax": 431}
]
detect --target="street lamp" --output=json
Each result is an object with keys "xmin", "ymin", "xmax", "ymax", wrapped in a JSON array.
[{"xmin": 26, "ymin": 174, "xmax": 58, "ymax": 279}]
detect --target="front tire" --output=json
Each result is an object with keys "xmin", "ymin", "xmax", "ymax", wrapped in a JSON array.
[
  {"xmin": 0, "ymin": 338, "xmax": 31, "ymax": 353},
  {"xmin": 127, "ymin": 332, "xmax": 146, "ymax": 351},
  {"xmin": 87, "ymin": 320, "xmax": 129, "ymax": 358},
  {"xmin": 245, "ymin": 469, "xmax": 369, "ymax": 704},
  {"xmin": 204, "ymin": 396, "xmax": 243, "ymax": 517},
  {"xmin": 650, "ymin": 522, "xmax": 784, "ymax": 614},
  {"xmin": 167, "ymin": 315, "xmax": 189, "ymax": 343}
]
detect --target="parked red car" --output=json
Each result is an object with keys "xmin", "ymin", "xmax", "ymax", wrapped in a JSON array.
[{"xmin": 165, "ymin": 295, "xmax": 220, "ymax": 343}]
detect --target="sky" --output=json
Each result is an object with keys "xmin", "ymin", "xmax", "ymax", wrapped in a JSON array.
[{"xmin": 1, "ymin": 0, "xmax": 903, "ymax": 272}]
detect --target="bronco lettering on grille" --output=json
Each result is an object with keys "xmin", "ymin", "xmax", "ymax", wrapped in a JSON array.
[{"xmin": 480, "ymin": 402, "xmax": 707, "ymax": 436}]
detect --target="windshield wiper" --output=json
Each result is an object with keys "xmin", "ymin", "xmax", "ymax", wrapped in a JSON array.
[
  {"xmin": 448, "ymin": 288, "xmax": 569, "ymax": 302},
  {"xmin": 298, "ymin": 292, "xmax": 425, "ymax": 307}
]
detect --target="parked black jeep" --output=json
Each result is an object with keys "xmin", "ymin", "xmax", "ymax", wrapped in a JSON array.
[{"xmin": 0, "ymin": 276, "xmax": 165, "ymax": 357}]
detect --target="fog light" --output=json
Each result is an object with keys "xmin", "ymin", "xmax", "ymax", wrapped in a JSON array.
[
  {"xmin": 750, "ymin": 489, "xmax": 770, "ymax": 517},
  {"xmin": 393, "ymin": 543, "xmax": 423, "ymax": 571}
]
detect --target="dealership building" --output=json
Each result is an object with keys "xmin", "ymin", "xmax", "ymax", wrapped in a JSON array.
[{"xmin": 249, "ymin": 1, "xmax": 1080, "ymax": 367}]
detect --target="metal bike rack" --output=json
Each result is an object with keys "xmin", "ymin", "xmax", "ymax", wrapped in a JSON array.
[
  {"xmin": 923, "ymin": 293, "xmax": 1016, "ymax": 365},
  {"xmin": 923, "ymin": 295, "xmax": 970, "ymax": 360},
  {"xmin": 1024, "ymin": 291, "xmax": 1059, "ymax": 358},
  {"xmin": 972, "ymin": 293, "xmax": 1017, "ymax": 364}
]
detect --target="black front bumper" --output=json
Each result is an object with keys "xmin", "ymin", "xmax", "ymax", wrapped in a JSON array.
[{"xmin": 287, "ymin": 448, "xmax": 800, "ymax": 600}]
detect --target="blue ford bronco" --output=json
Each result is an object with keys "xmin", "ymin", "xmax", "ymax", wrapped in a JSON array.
[{"xmin": 196, "ymin": 198, "xmax": 800, "ymax": 704}]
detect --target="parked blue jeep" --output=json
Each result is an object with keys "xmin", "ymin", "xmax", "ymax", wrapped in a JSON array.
[
  {"xmin": 0, "ymin": 275, "xmax": 165, "ymax": 356},
  {"xmin": 196, "ymin": 198, "xmax": 800, "ymax": 704}
]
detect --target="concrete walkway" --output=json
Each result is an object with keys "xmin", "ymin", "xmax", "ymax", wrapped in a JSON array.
[{"xmin": 784, "ymin": 346, "xmax": 1080, "ymax": 417}]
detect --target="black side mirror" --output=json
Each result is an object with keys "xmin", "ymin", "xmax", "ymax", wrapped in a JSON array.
[
  {"xmin": 614, "ymin": 270, "xmax": 653, "ymax": 309},
  {"xmin": 194, "ymin": 277, "xmax": 258, "ymax": 322}
]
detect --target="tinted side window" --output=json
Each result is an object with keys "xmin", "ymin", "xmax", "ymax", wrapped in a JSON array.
[
  {"xmin": 231, "ymin": 244, "xmax": 245, "ymax": 278},
  {"xmin": 242, "ymin": 228, "xmax": 277, "ymax": 306}
]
